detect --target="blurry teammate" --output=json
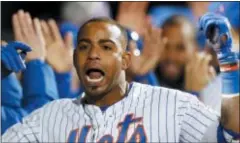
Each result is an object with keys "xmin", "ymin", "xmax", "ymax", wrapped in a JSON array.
[
  {"xmin": 155, "ymin": 15, "xmax": 217, "ymax": 96},
  {"xmin": 2, "ymin": 10, "xmax": 239, "ymax": 142}
]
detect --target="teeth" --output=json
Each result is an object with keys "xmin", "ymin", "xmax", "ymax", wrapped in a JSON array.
[{"xmin": 86, "ymin": 76, "xmax": 104, "ymax": 83}]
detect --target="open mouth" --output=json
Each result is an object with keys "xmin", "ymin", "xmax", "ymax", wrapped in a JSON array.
[{"xmin": 85, "ymin": 68, "xmax": 105, "ymax": 84}]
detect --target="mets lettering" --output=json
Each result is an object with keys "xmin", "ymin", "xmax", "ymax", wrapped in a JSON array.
[{"xmin": 67, "ymin": 114, "xmax": 147, "ymax": 143}]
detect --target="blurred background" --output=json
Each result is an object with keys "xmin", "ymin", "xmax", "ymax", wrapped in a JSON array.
[
  {"xmin": 1, "ymin": 2, "xmax": 187, "ymax": 40},
  {"xmin": 1, "ymin": 1, "xmax": 239, "ymax": 135}
]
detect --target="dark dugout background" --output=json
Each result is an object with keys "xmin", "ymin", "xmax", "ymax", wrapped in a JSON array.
[{"xmin": 1, "ymin": 1, "xmax": 186, "ymax": 41}]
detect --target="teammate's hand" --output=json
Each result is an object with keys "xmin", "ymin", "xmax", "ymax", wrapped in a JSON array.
[
  {"xmin": 128, "ymin": 17, "xmax": 165, "ymax": 76},
  {"xmin": 1, "ymin": 41, "xmax": 32, "ymax": 78},
  {"xmin": 185, "ymin": 52, "xmax": 216, "ymax": 92},
  {"xmin": 116, "ymin": 2, "xmax": 149, "ymax": 35},
  {"xmin": 199, "ymin": 12, "xmax": 232, "ymax": 59},
  {"xmin": 12, "ymin": 10, "xmax": 46, "ymax": 62},
  {"xmin": 41, "ymin": 19, "xmax": 74, "ymax": 73}
]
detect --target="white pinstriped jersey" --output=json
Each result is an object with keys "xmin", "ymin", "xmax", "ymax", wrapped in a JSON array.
[{"xmin": 2, "ymin": 82, "xmax": 220, "ymax": 142}]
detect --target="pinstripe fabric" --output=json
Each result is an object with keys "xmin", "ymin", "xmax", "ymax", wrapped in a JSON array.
[{"xmin": 2, "ymin": 82, "xmax": 220, "ymax": 142}]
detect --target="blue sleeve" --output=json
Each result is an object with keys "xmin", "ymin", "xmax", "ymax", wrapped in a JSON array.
[
  {"xmin": 22, "ymin": 60, "xmax": 59, "ymax": 113},
  {"xmin": 54, "ymin": 71, "xmax": 72, "ymax": 98},
  {"xmin": 1, "ymin": 73, "xmax": 23, "ymax": 107},
  {"xmin": 1, "ymin": 106, "xmax": 27, "ymax": 135},
  {"xmin": 1, "ymin": 73, "xmax": 27, "ymax": 134}
]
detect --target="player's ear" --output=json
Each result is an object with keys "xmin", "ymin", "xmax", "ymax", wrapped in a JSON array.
[
  {"xmin": 73, "ymin": 49, "xmax": 78, "ymax": 68},
  {"xmin": 122, "ymin": 51, "xmax": 131, "ymax": 70}
]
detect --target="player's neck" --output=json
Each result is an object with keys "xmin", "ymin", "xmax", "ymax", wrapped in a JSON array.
[
  {"xmin": 96, "ymin": 80, "xmax": 128, "ymax": 107},
  {"xmin": 86, "ymin": 80, "xmax": 129, "ymax": 107}
]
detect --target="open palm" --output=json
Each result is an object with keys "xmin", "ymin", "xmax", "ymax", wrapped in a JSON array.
[
  {"xmin": 128, "ymin": 18, "xmax": 165, "ymax": 76},
  {"xmin": 41, "ymin": 20, "xmax": 74, "ymax": 73},
  {"xmin": 117, "ymin": 2, "xmax": 149, "ymax": 36}
]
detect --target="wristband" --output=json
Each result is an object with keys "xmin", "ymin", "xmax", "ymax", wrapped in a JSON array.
[{"xmin": 217, "ymin": 123, "xmax": 240, "ymax": 143}]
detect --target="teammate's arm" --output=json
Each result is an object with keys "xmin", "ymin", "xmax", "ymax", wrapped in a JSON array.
[
  {"xmin": 22, "ymin": 59, "xmax": 59, "ymax": 113},
  {"xmin": 1, "ymin": 73, "xmax": 28, "ymax": 134},
  {"xmin": 198, "ymin": 12, "xmax": 240, "ymax": 140},
  {"xmin": 12, "ymin": 10, "xmax": 59, "ymax": 113}
]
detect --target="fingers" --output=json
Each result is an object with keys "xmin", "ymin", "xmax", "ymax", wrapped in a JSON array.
[
  {"xmin": 40, "ymin": 20, "xmax": 52, "ymax": 45},
  {"xmin": 12, "ymin": 13, "xmax": 23, "ymax": 41},
  {"xmin": 12, "ymin": 10, "xmax": 36, "ymax": 41},
  {"xmin": 17, "ymin": 10, "xmax": 29, "ymax": 38},
  {"xmin": 34, "ymin": 18, "xmax": 45, "ymax": 47},
  {"xmin": 208, "ymin": 66, "xmax": 216, "ymax": 79},
  {"xmin": 25, "ymin": 12, "xmax": 34, "ymax": 35},
  {"xmin": 199, "ymin": 52, "xmax": 212, "ymax": 72},
  {"xmin": 64, "ymin": 32, "xmax": 74, "ymax": 49},
  {"xmin": 145, "ymin": 16, "xmax": 153, "ymax": 36},
  {"xmin": 48, "ymin": 19, "xmax": 62, "ymax": 41}
]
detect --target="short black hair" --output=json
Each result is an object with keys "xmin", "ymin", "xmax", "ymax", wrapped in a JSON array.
[
  {"xmin": 162, "ymin": 15, "xmax": 192, "ymax": 28},
  {"xmin": 162, "ymin": 15, "xmax": 196, "ymax": 39},
  {"xmin": 77, "ymin": 17, "xmax": 128, "ymax": 49}
]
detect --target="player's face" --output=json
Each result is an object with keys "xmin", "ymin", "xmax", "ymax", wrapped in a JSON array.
[
  {"xmin": 158, "ymin": 24, "xmax": 196, "ymax": 82},
  {"xmin": 74, "ymin": 22, "xmax": 127, "ymax": 98}
]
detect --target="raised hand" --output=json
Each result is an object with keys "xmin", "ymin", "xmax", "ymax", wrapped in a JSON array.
[
  {"xmin": 116, "ymin": 2, "xmax": 149, "ymax": 35},
  {"xmin": 12, "ymin": 10, "xmax": 46, "ymax": 62},
  {"xmin": 185, "ymin": 52, "xmax": 216, "ymax": 92},
  {"xmin": 198, "ymin": 12, "xmax": 233, "ymax": 60},
  {"xmin": 41, "ymin": 19, "xmax": 74, "ymax": 73},
  {"xmin": 127, "ymin": 18, "xmax": 166, "ymax": 76},
  {"xmin": 1, "ymin": 41, "xmax": 31, "ymax": 78}
]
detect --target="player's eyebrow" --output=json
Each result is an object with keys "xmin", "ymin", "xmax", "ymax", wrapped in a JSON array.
[
  {"xmin": 78, "ymin": 38, "xmax": 91, "ymax": 44},
  {"xmin": 99, "ymin": 39, "xmax": 115, "ymax": 45}
]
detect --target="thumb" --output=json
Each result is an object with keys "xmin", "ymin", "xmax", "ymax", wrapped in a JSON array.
[
  {"xmin": 208, "ymin": 66, "xmax": 216, "ymax": 80},
  {"xmin": 64, "ymin": 32, "xmax": 73, "ymax": 49},
  {"xmin": 9, "ymin": 41, "xmax": 32, "ymax": 52}
]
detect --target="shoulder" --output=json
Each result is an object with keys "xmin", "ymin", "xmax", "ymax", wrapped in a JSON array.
[
  {"xmin": 133, "ymin": 82, "xmax": 193, "ymax": 99},
  {"xmin": 132, "ymin": 82, "xmax": 201, "ymax": 105}
]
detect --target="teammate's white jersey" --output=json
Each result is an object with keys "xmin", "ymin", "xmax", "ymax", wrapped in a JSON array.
[{"xmin": 2, "ymin": 82, "xmax": 220, "ymax": 142}]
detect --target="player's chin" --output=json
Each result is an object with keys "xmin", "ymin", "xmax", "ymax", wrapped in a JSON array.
[{"xmin": 85, "ymin": 85, "xmax": 109, "ymax": 100}]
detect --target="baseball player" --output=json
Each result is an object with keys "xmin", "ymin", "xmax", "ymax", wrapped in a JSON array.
[{"xmin": 2, "ymin": 11, "xmax": 239, "ymax": 142}]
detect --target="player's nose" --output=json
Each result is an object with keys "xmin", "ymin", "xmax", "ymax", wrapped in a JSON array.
[{"xmin": 88, "ymin": 46, "xmax": 100, "ymax": 61}]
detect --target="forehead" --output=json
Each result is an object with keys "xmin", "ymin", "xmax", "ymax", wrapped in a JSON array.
[
  {"xmin": 163, "ymin": 24, "xmax": 194, "ymax": 43},
  {"xmin": 79, "ymin": 22, "xmax": 123, "ymax": 42}
]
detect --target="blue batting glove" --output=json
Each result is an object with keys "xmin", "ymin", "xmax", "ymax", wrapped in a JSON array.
[
  {"xmin": 199, "ymin": 13, "xmax": 239, "ymax": 95},
  {"xmin": 199, "ymin": 12, "xmax": 234, "ymax": 60},
  {"xmin": 1, "ymin": 41, "xmax": 32, "ymax": 74}
]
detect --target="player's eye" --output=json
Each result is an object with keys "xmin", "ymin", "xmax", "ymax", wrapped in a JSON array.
[
  {"xmin": 78, "ymin": 44, "xmax": 89, "ymax": 50},
  {"xmin": 102, "ymin": 45, "xmax": 112, "ymax": 51}
]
